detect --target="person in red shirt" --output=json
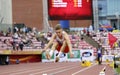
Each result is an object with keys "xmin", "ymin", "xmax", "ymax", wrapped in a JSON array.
[{"xmin": 43, "ymin": 24, "xmax": 73, "ymax": 62}]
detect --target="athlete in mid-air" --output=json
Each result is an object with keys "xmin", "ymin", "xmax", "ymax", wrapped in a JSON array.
[{"xmin": 43, "ymin": 24, "xmax": 73, "ymax": 62}]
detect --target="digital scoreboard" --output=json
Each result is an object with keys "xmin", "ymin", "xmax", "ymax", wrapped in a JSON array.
[{"xmin": 48, "ymin": 0, "xmax": 93, "ymax": 20}]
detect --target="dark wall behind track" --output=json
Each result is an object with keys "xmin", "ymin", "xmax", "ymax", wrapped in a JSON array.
[
  {"xmin": 12, "ymin": 0, "xmax": 43, "ymax": 30},
  {"xmin": 49, "ymin": 20, "xmax": 92, "ymax": 28},
  {"xmin": 12, "ymin": 0, "xmax": 92, "ymax": 31}
]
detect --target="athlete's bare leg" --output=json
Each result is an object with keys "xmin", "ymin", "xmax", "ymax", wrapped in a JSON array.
[{"xmin": 55, "ymin": 41, "xmax": 67, "ymax": 62}]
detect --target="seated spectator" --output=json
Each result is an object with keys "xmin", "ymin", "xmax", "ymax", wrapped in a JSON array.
[
  {"xmin": 6, "ymin": 32, "xmax": 12, "ymax": 37},
  {"xmin": 12, "ymin": 32, "xmax": 19, "ymax": 39},
  {"xmin": 21, "ymin": 36, "xmax": 33, "ymax": 46},
  {"xmin": 47, "ymin": 31, "xmax": 52, "ymax": 37},
  {"xmin": 0, "ymin": 31, "xmax": 4, "ymax": 36},
  {"xmin": 11, "ymin": 40, "xmax": 19, "ymax": 50},
  {"xmin": 13, "ymin": 27, "xmax": 18, "ymax": 33},
  {"xmin": 3, "ymin": 39, "xmax": 7, "ymax": 44},
  {"xmin": 4, "ymin": 39, "xmax": 12, "ymax": 47},
  {"xmin": 30, "ymin": 31, "xmax": 35, "ymax": 36},
  {"xmin": 41, "ymin": 41, "xmax": 45, "ymax": 49},
  {"xmin": 72, "ymin": 35, "xmax": 75, "ymax": 39},
  {"xmin": 19, "ymin": 41, "xmax": 24, "ymax": 51},
  {"xmin": 81, "ymin": 37, "xmax": 84, "ymax": 40},
  {"xmin": 26, "ymin": 32, "xmax": 33, "ymax": 39},
  {"xmin": 118, "ymin": 41, "xmax": 120, "ymax": 47}
]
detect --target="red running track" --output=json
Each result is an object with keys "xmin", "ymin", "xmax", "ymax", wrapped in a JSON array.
[{"xmin": 0, "ymin": 62, "xmax": 114, "ymax": 75}]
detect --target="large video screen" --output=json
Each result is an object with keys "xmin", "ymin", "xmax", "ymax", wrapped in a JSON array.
[{"xmin": 48, "ymin": 0, "xmax": 93, "ymax": 20}]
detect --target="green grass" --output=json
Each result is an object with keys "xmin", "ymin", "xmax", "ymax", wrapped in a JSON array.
[{"xmin": 116, "ymin": 67, "xmax": 120, "ymax": 73}]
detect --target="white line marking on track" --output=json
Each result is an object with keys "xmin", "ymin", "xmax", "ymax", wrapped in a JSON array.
[
  {"xmin": 0, "ymin": 66, "xmax": 44, "ymax": 74},
  {"xmin": 9, "ymin": 63, "xmax": 77, "ymax": 75},
  {"xmin": 0, "ymin": 63, "xmax": 47, "ymax": 74},
  {"xmin": 72, "ymin": 64, "xmax": 97, "ymax": 75},
  {"xmin": 8, "ymin": 65, "xmax": 62, "ymax": 75},
  {"xmin": 29, "ymin": 64, "xmax": 79, "ymax": 75},
  {"xmin": 48, "ymin": 66, "xmax": 80, "ymax": 75}
]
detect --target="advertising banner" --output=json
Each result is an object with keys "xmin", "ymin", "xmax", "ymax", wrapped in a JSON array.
[
  {"xmin": 102, "ymin": 55, "xmax": 114, "ymax": 61},
  {"xmin": 54, "ymin": 50, "xmax": 68, "ymax": 62},
  {"xmin": 80, "ymin": 49, "xmax": 94, "ymax": 61},
  {"xmin": 42, "ymin": 52, "xmax": 54, "ymax": 62},
  {"xmin": 42, "ymin": 49, "xmax": 95, "ymax": 62},
  {"xmin": 67, "ymin": 50, "xmax": 81, "ymax": 62}
]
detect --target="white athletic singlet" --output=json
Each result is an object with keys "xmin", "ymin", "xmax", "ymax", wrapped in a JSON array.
[{"xmin": 55, "ymin": 31, "xmax": 65, "ymax": 45}]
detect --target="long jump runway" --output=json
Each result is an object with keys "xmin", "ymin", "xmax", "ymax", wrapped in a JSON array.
[{"xmin": 0, "ymin": 62, "xmax": 114, "ymax": 75}]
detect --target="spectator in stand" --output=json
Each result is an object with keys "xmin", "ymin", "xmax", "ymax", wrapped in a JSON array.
[
  {"xmin": 19, "ymin": 41, "xmax": 24, "ymax": 51},
  {"xmin": 118, "ymin": 41, "xmax": 120, "ymax": 47},
  {"xmin": 12, "ymin": 32, "xmax": 19, "ymax": 39},
  {"xmin": 4, "ymin": 39, "xmax": 12, "ymax": 47},
  {"xmin": 47, "ymin": 31, "xmax": 52, "ymax": 37},
  {"xmin": 41, "ymin": 41, "xmax": 45, "ymax": 49},
  {"xmin": 13, "ymin": 27, "xmax": 19, "ymax": 33},
  {"xmin": 6, "ymin": 32, "xmax": 12, "ymax": 37},
  {"xmin": 46, "ymin": 31, "xmax": 52, "ymax": 41},
  {"xmin": 21, "ymin": 35, "xmax": 27, "ymax": 43},
  {"xmin": 3, "ymin": 39, "xmax": 7, "ymax": 44},
  {"xmin": 21, "ymin": 35, "xmax": 33, "ymax": 47},
  {"xmin": 8, "ymin": 27, "xmax": 12, "ymax": 33},
  {"xmin": 83, "ymin": 28, "xmax": 87, "ymax": 35},
  {"xmin": 72, "ymin": 34, "xmax": 75, "ymax": 39},
  {"xmin": 0, "ymin": 31, "xmax": 4, "ymax": 36},
  {"xmin": 86, "ymin": 27, "xmax": 90, "ymax": 36},
  {"xmin": 89, "ymin": 25, "xmax": 94, "ymax": 34},
  {"xmin": 30, "ymin": 31, "xmax": 36, "ymax": 39},
  {"xmin": 11, "ymin": 40, "xmax": 19, "ymax": 51},
  {"xmin": 32, "ymin": 27, "xmax": 38, "ymax": 35},
  {"xmin": 26, "ymin": 32, "xmax": 33, "ymax": 39}
]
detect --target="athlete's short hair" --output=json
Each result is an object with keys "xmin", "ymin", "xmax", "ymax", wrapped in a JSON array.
[{"xmin": 54, "ymin": 24, "xmax": 62, "ymax": 30}]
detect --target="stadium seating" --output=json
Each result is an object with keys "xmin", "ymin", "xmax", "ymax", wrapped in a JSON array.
[
  {"xmin": 0, "ymin": 33, "xmax": 97, "ymax": 55},
  {"xmin": 92, "ymin": 32, "xmax": 120, "ymax": 55}
]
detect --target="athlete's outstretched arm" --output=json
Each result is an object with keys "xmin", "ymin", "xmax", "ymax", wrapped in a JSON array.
[{"xmin": 64, "ymin": 32, "xmax": 73, "ymax": 54}]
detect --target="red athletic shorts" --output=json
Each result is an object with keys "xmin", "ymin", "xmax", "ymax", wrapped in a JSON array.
[{"xmin": 56, "ymin": 44, "xmax": 69, "ymax": 53}]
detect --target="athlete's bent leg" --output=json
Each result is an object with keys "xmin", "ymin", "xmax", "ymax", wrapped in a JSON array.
[{"xmin": 55, "ymin": 41, "xmax": 67, "ymax": 62}]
